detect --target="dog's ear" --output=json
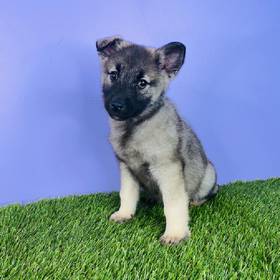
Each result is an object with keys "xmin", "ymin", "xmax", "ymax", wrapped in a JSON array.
[
  {"xmin": 96, "ymin": 36, "xmax": 130, "ymax": 58},
  {"xmin": 156, "ymin": 42, "xmax": 186, "ymax": 77}
]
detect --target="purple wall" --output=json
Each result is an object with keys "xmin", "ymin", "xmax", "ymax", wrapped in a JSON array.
[{"xmin": 1, "ymin": 1, "xmax": 279, "ymax": 205}]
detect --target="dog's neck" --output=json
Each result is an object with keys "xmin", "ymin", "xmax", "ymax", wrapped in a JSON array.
[{"xmin": 130, "ymin": 96, "xmax": 165, "ymax": 127}]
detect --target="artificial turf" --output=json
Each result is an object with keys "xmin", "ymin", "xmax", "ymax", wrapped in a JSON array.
[{"xmin": 0, "ymin": 178, "xmax": 279, "ymax": 279}]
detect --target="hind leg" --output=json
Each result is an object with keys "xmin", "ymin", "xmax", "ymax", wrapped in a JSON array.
[{"xmin": 190, "ymin": 162, "xmax": 218, "ymax": 206}]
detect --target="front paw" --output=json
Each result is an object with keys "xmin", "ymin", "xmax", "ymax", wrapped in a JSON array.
[
  {"xmin": 160, "ymin": 229, "xmax": 191, "ymax": 245},
  {"xmin": 109, "ymin": 211, "xmax": 134, "ymax": 223}
]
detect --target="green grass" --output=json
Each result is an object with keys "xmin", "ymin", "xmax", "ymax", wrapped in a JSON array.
[{"xmin": 0, "ymin": 179, "xmax": 279, "ymax": 279}]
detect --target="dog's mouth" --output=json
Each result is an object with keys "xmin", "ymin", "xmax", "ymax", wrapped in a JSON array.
[
  {"xmin": 107, "ymin": 109, "xmax": 139, "ymax": 121},
  {"xmin": 109, "ymin": 113, "xmax": 130, "ymax": 121}
]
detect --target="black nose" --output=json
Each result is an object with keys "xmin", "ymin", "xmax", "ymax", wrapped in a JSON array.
[{"xmin": 110, "ymin": 100, "xmax": 126, "ymax": 113}]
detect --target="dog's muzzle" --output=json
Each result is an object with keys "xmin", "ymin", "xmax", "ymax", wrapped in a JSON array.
[{"xmin": 105, "ymin": 97, "xmax": 132, "ymax": 120}]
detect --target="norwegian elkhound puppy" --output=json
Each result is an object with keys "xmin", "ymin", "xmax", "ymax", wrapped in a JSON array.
[{"xmin": 96, "ymin": 36, "xmax": 218, "ymax": 245}]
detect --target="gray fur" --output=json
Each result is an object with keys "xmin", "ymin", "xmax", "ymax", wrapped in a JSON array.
[{"xmin": 96, "ymin": 36, "xmax": 218, "ymax": 244}]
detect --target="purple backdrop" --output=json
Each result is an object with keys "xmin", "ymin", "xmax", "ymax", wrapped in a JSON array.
[{"xmin": 0, "ymin": 1, "xmax": 279, "ymax": 206}]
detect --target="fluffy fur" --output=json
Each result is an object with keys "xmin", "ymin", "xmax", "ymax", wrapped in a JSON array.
[{"xmin": 96, "ymin": 36, "xmax": 218, "ymax": 244}]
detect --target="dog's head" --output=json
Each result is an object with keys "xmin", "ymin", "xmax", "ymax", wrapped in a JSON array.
[{"xmin": 96, "ymin": 36, "xmax": 185, "ymax": 121}]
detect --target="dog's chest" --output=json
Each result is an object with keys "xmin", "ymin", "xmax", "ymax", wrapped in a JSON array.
[
  {"xmin": 112, "ymin": 131, "xmax": 161, "ymax": 198},
  {"xmin": 111, "ymin": 120, "xmax": 177, "ymax": 177},
  {"xmin": 111, "ymin": 129, "xmax": 152, "ymax": 170},
  {"xmin": 110, "ymin": 118, "xmax": 177, "ymax": 198}
]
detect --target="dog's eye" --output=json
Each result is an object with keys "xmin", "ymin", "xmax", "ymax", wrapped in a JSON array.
[
  {"xmin": 109, "ymin": 71, "xmax": 118, "ymax": 81},
  {"xmin": 138, "ymin": 79, "xmax": 148, "ymax": 89}
]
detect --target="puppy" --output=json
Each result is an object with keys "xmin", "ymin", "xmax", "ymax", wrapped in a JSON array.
[{"xmin": 96, "ymin": 36, "xmax": 218, "ymax": 244}]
